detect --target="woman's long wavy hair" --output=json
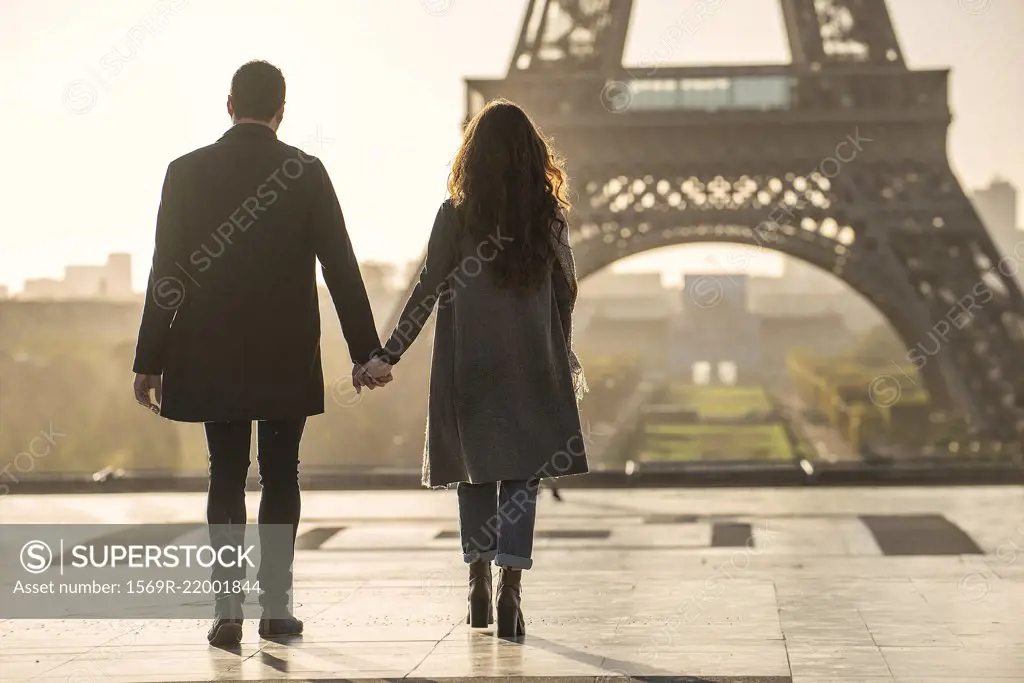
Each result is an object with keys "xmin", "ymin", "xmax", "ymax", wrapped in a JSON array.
[{"xmin": 448, "ymin": 99, "xmax": 570, "ymax": 292}]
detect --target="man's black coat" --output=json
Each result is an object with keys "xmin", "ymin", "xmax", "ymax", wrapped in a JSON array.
[{"xmin": 133, "ymin": 123, "xmax": 380, "ymax": 422}]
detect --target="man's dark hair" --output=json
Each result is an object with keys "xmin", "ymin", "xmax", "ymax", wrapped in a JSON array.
[{"xmin": 229, "ymin": 60, "xmax": 286, "ymax": 121}]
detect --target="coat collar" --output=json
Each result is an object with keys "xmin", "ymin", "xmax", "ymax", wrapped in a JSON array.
[{"xmin": 219, "ymin": 122, "xmax": 278, "ymax": 142}]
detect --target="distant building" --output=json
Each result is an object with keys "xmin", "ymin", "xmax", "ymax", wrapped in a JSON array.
[
  {"xmin": 668, "ymin": 273, "xmax": 859, "ymax": 384},
  {"xmin": 748, "ymin": 258, "xmax": 881, "ymax": 333},
  {"xmin": 577, "ymin": 271, "xmax": 679, "ymax": 323},
  {"xmin": 21, "ymin": 278, "xmax": 65, "ymax": 299},
  {"xmin": 573, "ymin": 267, "xmax": 871, "ymax": 367},
  {"xmin": 671, "ymin": 274, "xmax": 762, "ymax": 383},
  {"xmin": 0, "ymin": 284, "xmax": 9, "ymax": 300},
  {"xmin": 575, "ymin": 271, "xmax": 678, "ymax": 359},
  {"xmin": 758, "ymin": 312, "xmax": 852, "ymax": 375},
  {"xmin": 580, "ymin": 271, "xmax": 666, "ymax": 298},
  {"xmin": 973, "ymin": 178, "xmax": 1017, "ymax": 237},
  {"xmin": 972, "ymin": 178, "xmax": 1021, "ymax": 260},
  {"xmin": 18, "ymin": 253, "xmax": 134, "ymax": 300},
  {"xmin": 748, "ymin": 258, "xmax": 844, "ymax": 299},
  {"xmin": 397, "ymin": 259, "xmax": 422, "ymax": 289},
  {"xmin": 749, "ymin": 290, "xmax": 880, "ymax": 333},
  {"xmin": 105, "ymin": 252, "xmax": 133, "ymax": 298},
  {"xmin": 359, "ymin": 261, "xmax": 401, "ymax": 323}
]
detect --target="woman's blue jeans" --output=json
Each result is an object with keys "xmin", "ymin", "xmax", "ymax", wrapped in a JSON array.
[{"xmin": 457, "ymin": 479, "xmax": 539, "ymax": 570}]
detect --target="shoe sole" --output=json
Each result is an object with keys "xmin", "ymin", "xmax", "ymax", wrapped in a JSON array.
[
  {"xmin": 259, "ymin": 629, "xmax": 303, "ymax": 639},
  {"xmin": 207, "ymin": 622, "xmax": 243, "ymax": 646}
]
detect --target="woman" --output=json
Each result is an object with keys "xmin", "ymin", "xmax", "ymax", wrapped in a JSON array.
[{"xmin": 372, "ymin": 99, "xmax": 588, "ymax": 638}]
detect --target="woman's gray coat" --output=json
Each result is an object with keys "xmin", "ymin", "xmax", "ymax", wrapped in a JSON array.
[{"xmin": 382, "ymin": 200, "xmax": 588, "ymax": 488}]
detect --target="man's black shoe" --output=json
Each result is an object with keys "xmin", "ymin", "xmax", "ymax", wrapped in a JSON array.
[
  {"xmin": 207, "ymin": 618, "xmax": 243, "ymax": 646},
  {"xmin": 258, "ymin": 614, "xmax": 304, "ymax": 639}
]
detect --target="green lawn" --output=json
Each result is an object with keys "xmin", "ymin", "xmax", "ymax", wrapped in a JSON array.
[
  {"xmin": 633, "ymin": 384, "xmax": 800, "ymax": 463},
  {"xmin": 661, "ymin": 384, "xmax": 774, "ymax": 418},
  {"xmin": 637, "ymin": 423, "xmax": 795, "ymax": 462}
]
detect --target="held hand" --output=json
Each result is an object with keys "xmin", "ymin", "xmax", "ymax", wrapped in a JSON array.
[
  {"xmin": 133, "ymin": 373, "xmax": 162, "ymax": 413},
  {"xmin": 364, "ymin": 356, "xmax": 393, "ymax": 380},
  {"xmin": 351, "ymin": 363, "xmax": 372, "ymax": 394},
  {"xmin": 351, "ymin": 361, "xmax": 393, "ymax": 394}
]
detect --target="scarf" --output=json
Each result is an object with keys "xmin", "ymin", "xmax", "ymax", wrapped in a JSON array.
[{"xmin": 552, "ymin": 210, "xmax": 588, "ymax": 402}]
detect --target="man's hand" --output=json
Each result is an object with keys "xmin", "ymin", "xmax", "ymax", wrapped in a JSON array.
[
  {"xmin": 133, "ymin": 373, "xmax": 162, "ymax": 413},
  {"xmin": 351, "ymin": 358, "xmax": 393, "ymax": 394}
]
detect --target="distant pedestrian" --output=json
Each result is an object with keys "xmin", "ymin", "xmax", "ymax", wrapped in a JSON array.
[{"xmin": 546, "ymin": 483, "xmax": 564, "ymax": 502}]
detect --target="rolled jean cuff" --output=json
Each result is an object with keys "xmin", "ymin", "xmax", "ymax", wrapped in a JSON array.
[
  {"xmin": 463, "ymin": 549, "xmax": 497, "ymax": 564},
  {"xmin": 495, "ymin": 552, "xmax": 533, "ymax": 570}
]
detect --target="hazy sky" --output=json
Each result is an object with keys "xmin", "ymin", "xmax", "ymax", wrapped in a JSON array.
[{"xmin": 1, "ymin": 0, "xmax": 1022, "ymax": 292}]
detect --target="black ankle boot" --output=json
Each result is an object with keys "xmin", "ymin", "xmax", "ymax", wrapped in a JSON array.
[
  {"xmin": 207, "ymin": 594, "xmax": 243, "ymax": 646},
  {"xmin": 495, "ymin": 567, "xmax": 525, "ymax": 639},
  {"xmin": 258, "ymin": 610, "xmax": 303, "ymax": 639},
  {"xmin": 466, "ymin": 560, "xmax": 493, "ymax": 627}
]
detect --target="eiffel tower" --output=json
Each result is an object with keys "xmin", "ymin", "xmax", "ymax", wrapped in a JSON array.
[{"xmin": 392, "ymin": 0, "xmax": 1024, "ymax": 441}]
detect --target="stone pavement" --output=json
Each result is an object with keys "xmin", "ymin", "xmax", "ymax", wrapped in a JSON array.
[{"xmin": 1, "ymin": 486, "xmax": 1023, "ymax": 682}]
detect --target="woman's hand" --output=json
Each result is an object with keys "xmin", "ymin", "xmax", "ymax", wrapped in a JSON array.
[{"xmin": 351, "ymin": 358, "xmax": 394, "ymax": 393}]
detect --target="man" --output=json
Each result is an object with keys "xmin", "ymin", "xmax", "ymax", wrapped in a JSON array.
[{"xmin": 132, "ymin": 60, "xmax": 392, "ymax": 646}]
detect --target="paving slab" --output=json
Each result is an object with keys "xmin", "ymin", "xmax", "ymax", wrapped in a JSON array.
[{"xmin": 1, "ymin": 486, "xmax": 1023, "ymax": 681}]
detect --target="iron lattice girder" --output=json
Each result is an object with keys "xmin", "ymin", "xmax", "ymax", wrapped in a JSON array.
[
  {"xmin": 469, "ymin": 68, "xmax": 950, "ymax": 126},
  {"xmin": 510, "ymin": 0, "xmax": 632, "ymax": 74},
  {"xmin": 780, "ymin": 0, "xmax": 905, "ymax": 67},
  {"xmin": 517, "ymin": 107, "xmax": 1024, "ymax": 433},
  {"xmin": 569, "ymin": 218, "xmax": 953, "ymax": 402},
  {"xmin": 563, "ymin": 158, "xmax": 949, "ymax": 402},
  {"xmin": 556, "ymin": 152, "xmax": 1024, "ymax": 434},
  {"xmin": 509, "ymin": 0, "xmax": 907, "ymax": 75},
  {"xmin": 425, "ymin": 0, "xmax": 1024, "ymax": 437}
]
